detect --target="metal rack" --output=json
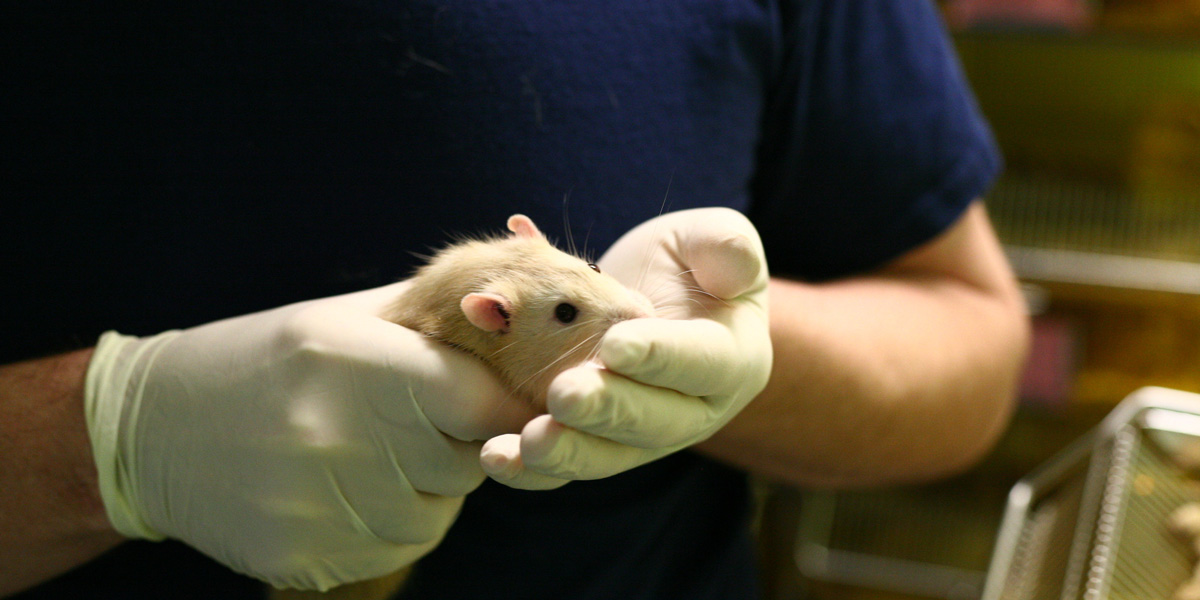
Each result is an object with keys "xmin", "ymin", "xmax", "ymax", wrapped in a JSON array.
[
  {"xmin": 983, "ymin": 387, "xmax": 1200, "ymax": 600},
  {"xmin": 986, "ymin": 174, "xmax": 1200, "ymax": 294},
  {"xmin": 794, "ymin": 489, "xmax": 990, "ymax": 600}
]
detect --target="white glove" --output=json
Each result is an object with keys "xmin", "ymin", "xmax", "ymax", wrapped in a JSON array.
[
  {"xmin": 480, "ymin": 207, "xmax": 772, "ymax": 489},
  {"xmin": 84, "ymin": 281, "xmax": 537, "ymax": 590}
]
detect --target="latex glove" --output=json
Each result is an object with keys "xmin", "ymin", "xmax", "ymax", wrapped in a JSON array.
[
  {"xmin": 84, "ymin": 281, "xmax": 536, "ymax": 590},
  {"xmin": 481, "ymin": 207, "xmax": 772, "ymax": 489}
]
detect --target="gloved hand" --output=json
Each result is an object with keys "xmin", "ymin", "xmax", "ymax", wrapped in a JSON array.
[
  {"xmin": 84, "ymin": 281, "xmax": 537, "ymax": 590},
  {"xmin": 480, "ymin": 207, "xmax": 772, "ymax": 490}
]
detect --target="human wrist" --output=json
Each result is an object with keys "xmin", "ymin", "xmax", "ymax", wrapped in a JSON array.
[
  {"xmin": 0, "ymin": 347, "xmax": 124, "ymax": 596},
  {"xmin": 7, "ymin": 347, "xmax": 116, "ymax": 536},
  {"xmin": 57, "ymin": 347, "xmax": 115, "ymax": 535}
]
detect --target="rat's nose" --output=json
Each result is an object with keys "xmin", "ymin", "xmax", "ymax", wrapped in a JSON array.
[{"xmin": 627, "ymin": 290, "xmax": 656, "ymax": 320}]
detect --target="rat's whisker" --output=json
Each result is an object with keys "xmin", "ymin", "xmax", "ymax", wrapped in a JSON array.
[
  {"xmin": 652, "ymin": 284, "xmax": 730, "ymax": 306},
  {"xmin": 635, "ymin": 172, "xmax": 675, "ymax": 292},
  {"xmin": 488, "ymin": 339, "xmax": 523, "ymax": 358},
  {"xmin": 682, "ymin": 286, "xmax": 731, "ymax": 306},
  {"xmin": 647, "ymin": 287, "xmax": 712, "ymax": 310},
  {"xmin": 547, "ymin": 317, "xmax": 607, "ymax": 338},
  {"xmin": 562, "ymin": 189, "xmax": 578, "ymax": 257},
  {"xmin": 510, "ymin": 331, "xmax": 604, "ymax": 394},
  {"xmin": 584, "ymin": 342, "xmax": 604, "ymax": 366},
  {"xmin": 648, "ymin": 290, "xmax": 722, "ymax": 319},
  {"xmin": 643, "ymin": 279, "xmax": 677, "ymax": 302},
  {"xmin": 582, "ymin": 221, "xmax": 596, "ymax": 263}
]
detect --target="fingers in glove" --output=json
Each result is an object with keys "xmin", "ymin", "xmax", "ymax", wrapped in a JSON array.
[
  {"xmin": 598, "ymin": 318, "xmax": 747, "ymax": 398},
  {"xmin": 677, "ymin": 208, "xmax": 767, "ymax": 299},
  {"xmin": 517, "ymin": 415, "xmax": 670, "ymax": 481},
  {"xmin": 544, "ymin": 366, "xmax": 717, "ymax": 449},
  {"xmin": 346, "ymin": 356, "xmax": 502, "ymax": 496},
  {"xmin": 382, "ymin": 328, "xmax": 540, "ymax": 441},
  {"xmin": 480, "ymin": 431, "xmax": 570, "ymax": 490},
  {"xmin": 294, "ymin": 307, "xmax": 538, "ymax": 442}
]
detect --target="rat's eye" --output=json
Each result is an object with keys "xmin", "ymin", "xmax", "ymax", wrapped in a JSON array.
[
  {"xmin": 587, "ymin": 263, "xmax": 601, "ymax": 274},
  {"xmin": 554, "ymin": 302, "xmax": 578, "ymax": 324}
]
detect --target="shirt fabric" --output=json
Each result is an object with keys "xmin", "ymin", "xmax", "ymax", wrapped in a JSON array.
[{"xmin": 4, "ymin": 1, "xmax": 999, "ymax": 598}]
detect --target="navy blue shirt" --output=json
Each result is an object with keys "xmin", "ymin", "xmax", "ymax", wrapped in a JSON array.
[{"xmin": 4, "ymin": 1, "xmax": 998, "ymax": 598}]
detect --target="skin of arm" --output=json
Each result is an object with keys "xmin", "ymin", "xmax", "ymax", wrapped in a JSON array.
[
  {"xmin": 0, "ymin": 348, "xmax": 124, "ymax": 597},
  {"xmin": 697, "ymin": 202, "xmax": 1031, "ymax": 489}
]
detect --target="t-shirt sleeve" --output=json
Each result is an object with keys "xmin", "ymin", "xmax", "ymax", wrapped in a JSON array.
[{"xmin": 748, "ymin": 0, "xmax": 1002, "ymax": 281}]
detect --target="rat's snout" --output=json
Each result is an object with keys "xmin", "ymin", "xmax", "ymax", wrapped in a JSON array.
[
  {"xmin": 617, "ymin": 308, "xmax": 652, "ymax": 323},
  {"xmin": 604, "ymin": 293, "xmax": 655, "ymax": 325},
  {"xmin": 626, "ymin": 290, "xmax": 656, "ymax": 320}
]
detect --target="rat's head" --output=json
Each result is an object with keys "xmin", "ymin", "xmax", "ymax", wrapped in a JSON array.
[{"xmin": 459, "ymin": 214, "xmax": 654, "ymax": 407}]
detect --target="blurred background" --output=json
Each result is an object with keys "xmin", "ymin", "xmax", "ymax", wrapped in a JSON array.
[{"xmin": 756, "ymin": 2, "xmax": 1200, "ymax": 598}]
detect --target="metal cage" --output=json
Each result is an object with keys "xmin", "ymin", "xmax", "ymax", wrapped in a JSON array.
[{"xmin": 983, "ymin": 387, "xmax": 1200, "ymax": 600}]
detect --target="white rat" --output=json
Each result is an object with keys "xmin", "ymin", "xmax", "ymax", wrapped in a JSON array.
[
  {"xmin": 272, "ymin": 215, "xmax": 668, "ymax": 600},
  {"xmin": 385, "ymin": 214, "xmax": 655, "ymax": 411}
]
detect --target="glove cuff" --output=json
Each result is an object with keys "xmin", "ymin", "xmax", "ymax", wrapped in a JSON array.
[{"xmin": 84, "ymin": 330, "xmax": 175, "ymax": 540}]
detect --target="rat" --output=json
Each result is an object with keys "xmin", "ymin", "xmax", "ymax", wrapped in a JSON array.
[
  {"xmin": 385, "ymin": 214, "xmax": 655, "ymax": 411},
  {"xmin": 272, "ymin": 215, "xmax": 670, "ymax": 600}
]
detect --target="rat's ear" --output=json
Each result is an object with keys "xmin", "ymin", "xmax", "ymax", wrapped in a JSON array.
[
  {"xmin": 507, "ymin": 214, "xmax": 542, "ymax": 239},
  {"xmin": 461, "ymin": 292, "xmax": 512, "ymax": 332}
]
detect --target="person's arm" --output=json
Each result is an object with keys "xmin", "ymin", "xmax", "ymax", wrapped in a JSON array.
[
  {"xmin": 0, "ymin": 348, "xmax": 124, "ymax": 597},
  {"xmin": 697, "ymin": 202, "xmax": 1030, "ymax": 488}
]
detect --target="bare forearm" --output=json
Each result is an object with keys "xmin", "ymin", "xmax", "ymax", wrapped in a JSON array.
[
  {"xmin": 0, "ymin": 349, "xmax": 123, "ymax": 597},
  {"xmin": 699, "ymin": 204, "xmax": 1030, "ymax": 488}
]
